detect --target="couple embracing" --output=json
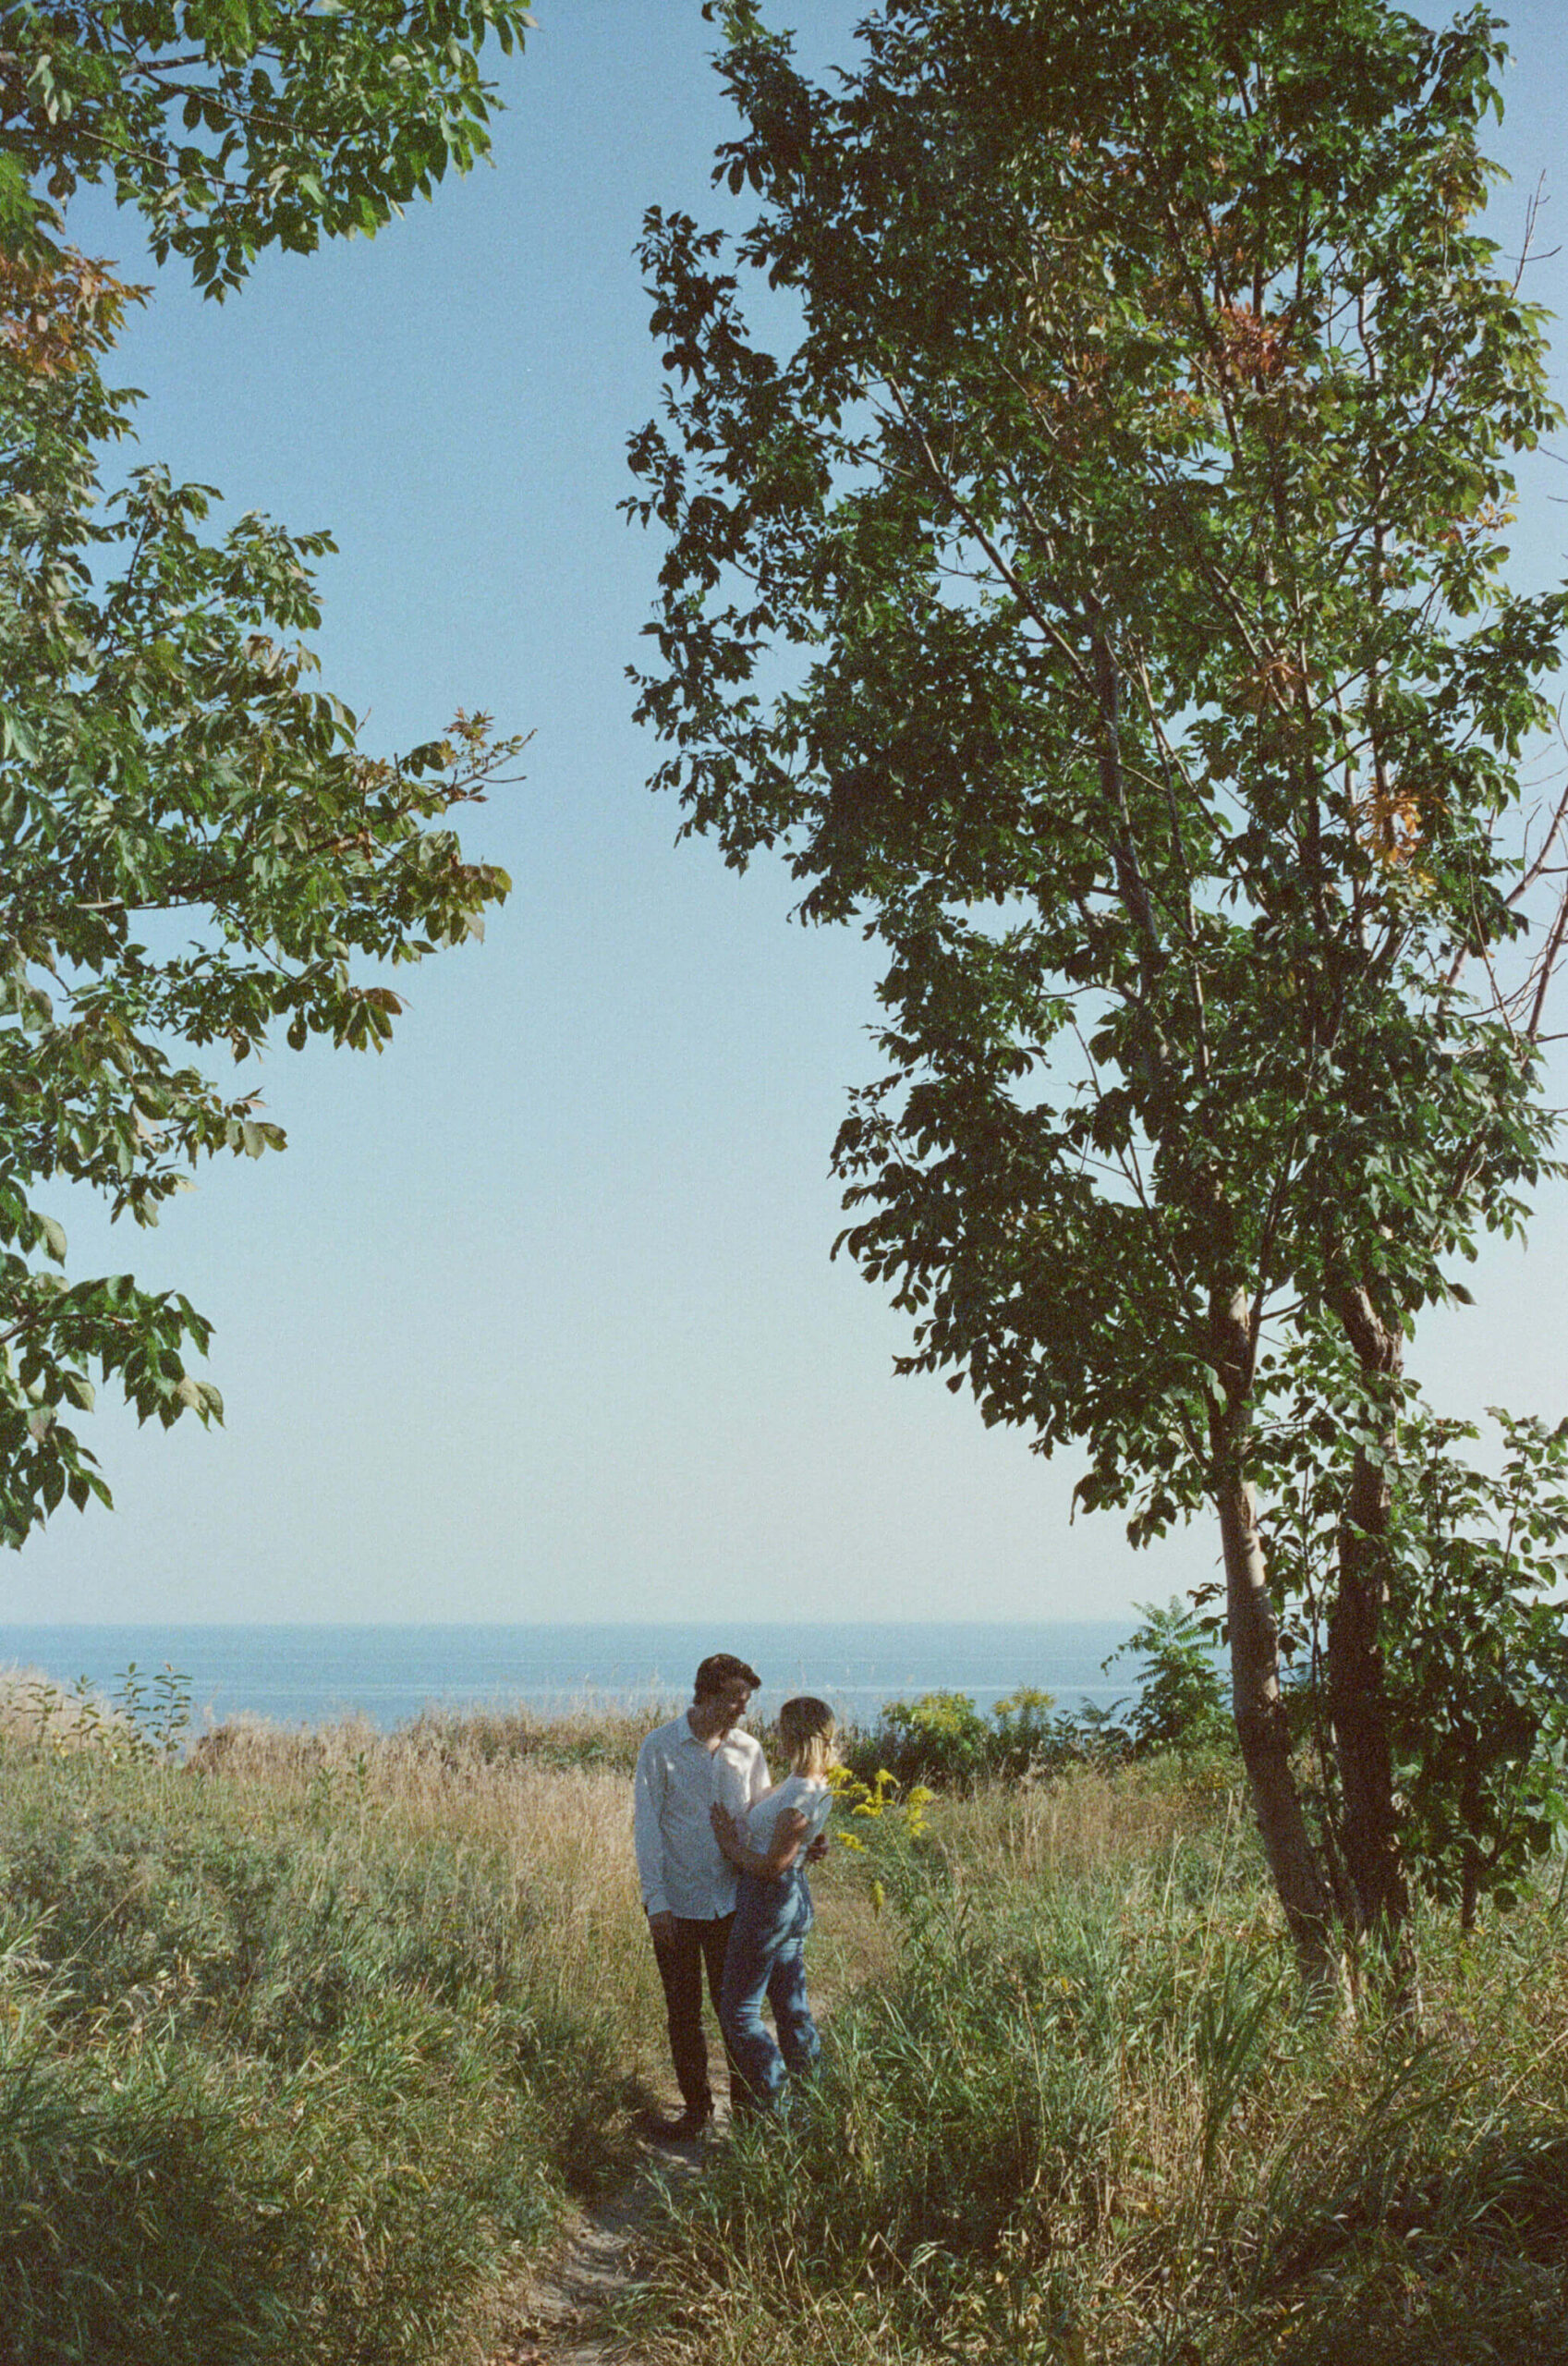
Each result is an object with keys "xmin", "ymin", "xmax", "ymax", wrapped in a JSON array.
[{"xmin": 632, "ymin": 1653, "xmax": 835, "ymax": 2140}]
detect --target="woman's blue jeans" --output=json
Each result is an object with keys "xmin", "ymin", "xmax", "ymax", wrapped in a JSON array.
[{"xmin": 720, "ymin": 1867, "xmax": 820, "ymax": 2111}]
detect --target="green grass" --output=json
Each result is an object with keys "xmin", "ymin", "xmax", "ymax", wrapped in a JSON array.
[
  {"xmin": 621, "ymin": 1769, "xmax": 1568, "ymax": 2365},
  {"xmin": 4, "ymin": 1690, "xmax": 1565, "ymax": 2365},
  {"xmin": 0, "ymin": 1710, "xmax": 660, "ymax": 2364}
]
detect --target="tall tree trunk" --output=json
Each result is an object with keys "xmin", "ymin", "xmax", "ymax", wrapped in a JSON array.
[
  {"xmin": 1330, "ymin": 1441, "xmax": 1416, "ymax": 1980},
  {"xmin": 1327, "ymin": 1280, "xmax": 1418, "ymax": 2004},
  {"xmin": 1209, "ymin": 1293, "xmax": 1339, "ymax": 1990}
]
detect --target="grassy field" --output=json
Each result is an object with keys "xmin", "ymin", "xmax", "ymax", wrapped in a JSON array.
[
  {"xmin": 0, "ymin": 1683, "xmax": 666, "ymax": 2363},
  {"xmin": 2, "ymin": 1674, "xmax": 1564, "ymax": 2364},
  {"xmin": 628, "ymin": 1766, "xmax": 1568, "ymax": 2365}
]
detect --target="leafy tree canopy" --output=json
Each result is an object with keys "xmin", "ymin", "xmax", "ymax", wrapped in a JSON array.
[
  {"xmin": 0, "ymin": 6, "xmax": 526, "ymax": 1542},
  {"xmin": 1, "ymin": 0, "xmax": 531, "ymax": 291}
]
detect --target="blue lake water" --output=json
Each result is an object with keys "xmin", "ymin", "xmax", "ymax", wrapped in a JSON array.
[{"xmin": 0, "ymin": 1621, "xmax": 1136, "ymax": 1733}]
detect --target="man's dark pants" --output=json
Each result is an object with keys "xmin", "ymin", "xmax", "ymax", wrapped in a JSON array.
[{"xmin": 650, "ymin": 1911, "xmax": 738, "ymax": 2116}]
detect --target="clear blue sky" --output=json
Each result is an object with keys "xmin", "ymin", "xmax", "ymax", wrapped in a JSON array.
[{"xmin": 5, "ymin": 1, "xmax": 1567, "ymax": 1628}]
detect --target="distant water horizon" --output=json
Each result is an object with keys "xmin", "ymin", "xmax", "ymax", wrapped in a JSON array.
[{"xmin": 0, "ymin": 1620, "xmax": 1137, "ymax": 1733}]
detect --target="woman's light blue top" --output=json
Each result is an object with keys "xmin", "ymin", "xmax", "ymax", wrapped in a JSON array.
[{"xmin": 745, "ymin": 1771, "xmax": 833, "ymax": 1851}]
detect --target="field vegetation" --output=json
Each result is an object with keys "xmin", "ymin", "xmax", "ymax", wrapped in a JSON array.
[
  {"xmin": 1, "ymin": 1667, "xmax": 1564, "ymax": 2364},
  {"xmin": 629, "ymin": 1765, "xmax": 1568, "ymax": 2364},
  {"xmin": 0, "ymin": 1677, "xmax": 660, "ymax": 2363}
]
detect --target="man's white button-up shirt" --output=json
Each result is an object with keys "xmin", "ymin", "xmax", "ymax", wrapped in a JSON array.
[{"xmin": 633, "ymin": 1712, "xmax": 769, "ymax": 1920}]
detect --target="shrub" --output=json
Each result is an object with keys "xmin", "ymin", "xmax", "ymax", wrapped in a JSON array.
[
  {"xmin": 837, "ymin": 1605, "xmax": 1236, "ymax": 1802},
  {"xmin": 1106, "ymin": 1598, "xmax": 1230, "ymax": 1757},
  {"xmin": 851, "ymin": 1690, "xmax": 994, "ymax": 1788},
  {"xmin": 988, "ymin": 1686, "xmax": 1065, "ymax": 1774},
  {"xmin": 841, "ymin": 1683, "xmax": 1143, "ymax": 1796}
]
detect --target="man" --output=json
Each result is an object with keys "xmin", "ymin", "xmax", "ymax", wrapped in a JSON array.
[{"xmin": 633, "ymin": 1651, "xmax": 768, "ymax": 2140}]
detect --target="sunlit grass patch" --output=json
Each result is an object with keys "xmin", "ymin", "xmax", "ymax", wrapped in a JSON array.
[
  {"xmin": 623, "ymin": 1779, "xmax": 1568, "ymax": 2366},
  {"xmin": 0, "ymin": 1707, "xmax": 667, "ymax": 2363}
]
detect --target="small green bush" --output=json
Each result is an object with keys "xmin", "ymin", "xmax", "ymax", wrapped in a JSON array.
[
  {"xmin": 988, "ymin": 1685, "xmax": 1065, "ymax": 1774},
  {"xmin": 401, "ymin": 1701, "xmax": 653, "ymax": 1776},
  {"xmin": 845, "ymin": 1689, "xmax": 995, "ymax": 1789},
  {"xmin": 1107, "ymin": 1597, "xmax": 1230, "ymax": 1757}
]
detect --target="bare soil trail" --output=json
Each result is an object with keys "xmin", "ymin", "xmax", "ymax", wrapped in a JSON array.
[
  {"xmin": 471, "ymin": 1871, "xmax": 876, "ymax": 2362},
  {"xmin": 475, "ymin": 2126, "xmax": 706, "ymax": 2366}
]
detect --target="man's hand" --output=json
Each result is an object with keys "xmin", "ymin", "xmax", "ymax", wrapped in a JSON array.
[
  {"xmin": 805, "ymin": 1833, "xmax": 829, "ymax": 1863},
  {"xmin": 647, "ymin": 1909, "xmax": 677, "ymax": 1946}
]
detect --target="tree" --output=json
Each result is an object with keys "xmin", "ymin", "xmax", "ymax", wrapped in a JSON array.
[
  {"xmin": 629, "ymin": 0, "xmax": 1568, "ymax": 1982},
  {"xmin": 0, "ymin": 3, "xmax": 529, "ymax": 1542}
]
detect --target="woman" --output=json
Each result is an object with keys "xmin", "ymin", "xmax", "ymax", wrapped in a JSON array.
[{"xmin": 709, "ymin": 1694, "xmax": 836, "ymax": 2115}]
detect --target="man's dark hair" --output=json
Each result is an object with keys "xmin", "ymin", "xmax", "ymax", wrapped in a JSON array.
[{"xmin": 693, "ymin": 1652, "xmax": 760, "ymax": 1701}]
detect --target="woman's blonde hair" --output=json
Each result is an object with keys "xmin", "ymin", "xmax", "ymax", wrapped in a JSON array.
[{"xmin": 778, "ymin": 1694, "xmax": 837, "ymax": 1777}]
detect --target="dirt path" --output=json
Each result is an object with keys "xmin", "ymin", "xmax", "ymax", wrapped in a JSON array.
[
  {"xmin": 468, "ymin": 1884, "xmax": 869, "ymax": 2363},
  {"xmin": 478, "ymin": 1919, "xmax": 867, "ymax": 2362},
  {"xmin": 476, "ymin": 2127, "xmax": 706, "ymax": 2366}
]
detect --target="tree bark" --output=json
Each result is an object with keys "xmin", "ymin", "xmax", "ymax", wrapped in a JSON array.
[
  {"xmin": 1330, "ymin": 1444, "xmax": 1416, "ymax": 1975},
  {"xmin": 1209, "ymin": 1294, "xmax": 1339, "ymax": 1991},
  {"xmin": 1326, "ymin": 1279, "xmax": 1418, "ymax": 2004}
]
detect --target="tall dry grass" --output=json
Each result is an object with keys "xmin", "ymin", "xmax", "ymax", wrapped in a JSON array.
[
  {"xmin": 930, "ymin": 1750, "xmax": 1246, "ymax": 1889},
  {"xmin": 0, "ymin": 1694, "xmax": 698, "ymax": 2363},
  {"xmin": 622, "ymin": 1766, "xmax": 1568, "ymax": 2366},
  {"xmin": 181, "ymin": 1706, "xmax": 672, "ymax": 2083}
]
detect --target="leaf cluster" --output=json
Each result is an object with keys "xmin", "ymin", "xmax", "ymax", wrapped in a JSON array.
[
  {"xmin": 0, "ymin": 17, "xmax": 527, "ymax": 1539},
  {"xmin": 1258, "ymin": 1384, "xmax": 1568, "ymax": 1918},
  {"xmin": 1, "ymin": 0, "xmax": 531, "ymax": 294}
]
